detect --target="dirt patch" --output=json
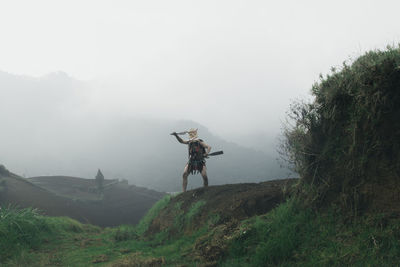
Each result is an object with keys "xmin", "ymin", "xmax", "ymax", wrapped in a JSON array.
[
  {"xmin": 92, "ymin": 254, "xmax": 109, "ymax": 264},
  {"xmin": 80, "ymin": 238, "xmax": 103, "ymax": 248},
  {"xmin": 192, "ymin": 222, "xmax": 235, "ymax": 265},
  {"xmin": 110, "ymin": 252, "xmax": 165, "ymax": 267}
]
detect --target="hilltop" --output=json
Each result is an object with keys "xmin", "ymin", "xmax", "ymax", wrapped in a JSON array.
[{"xmin": 146, "ymin": 179, "xmax": 295, "ymax": 238}]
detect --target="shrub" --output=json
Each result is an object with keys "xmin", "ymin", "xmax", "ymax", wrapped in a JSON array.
[
  {"xmin": 282, "ymin": 46, "xmax": 400, "ymax": 211},
  {"xmin": 0, "ymin": 205, "xmax": 50, "ymax": 261},
  {"xmin": 186, "ymin": 200, "xmax": 206, "ymax": 222}
]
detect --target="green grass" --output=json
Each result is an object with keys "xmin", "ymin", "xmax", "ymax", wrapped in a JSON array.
[
  {"xmin": 0, "ymin": 205, "xmax": 51, "ymax": 262},
  {"xmin": 134, "ymin": 194, "xmax": 172, "ymax": 235},
  {"xmin": 110, "ymin": 194, "xmax": 172, "ymax": 242},
  {"xmin": 222, "ymin": 199, "xmax": 400, "ymax": 266},
  {"xmin": 186, "ymin": 200, "xmax": 206, "ymax": 222},
  {"xmin": 0, "ymin": 205, "xmax": 101, "ymax": 266},
  {"xmin": 2, "ymin": 195, "xmax": 400, "ymax": 266},
  {"xmin": 3, "ymin": 190, "xmax": 400, "ymax": 267}
]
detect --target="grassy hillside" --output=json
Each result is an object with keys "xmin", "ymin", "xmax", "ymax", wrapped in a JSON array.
[
  {"xmin": 2, "ymin": 181, "xmax": 400, "ymax": 266},
  {"xmin": 1, "ymin": 179, "xmax": 296, "ymax": 266}
]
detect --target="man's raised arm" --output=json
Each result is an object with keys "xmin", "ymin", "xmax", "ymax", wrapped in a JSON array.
[{"xmin": 171, "ymin": 132, "xmax": 189, "ymax": 144}]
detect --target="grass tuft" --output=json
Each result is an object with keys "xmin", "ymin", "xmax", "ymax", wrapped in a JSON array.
[
  {"xmin": 0, "ymin": 205, "xmax": 50, "ymax": 261},
  {"xmin": 186, "ymin": 200, "xmax": 206, "ymax": 222},
  {"xmin": 135, "ymin": 194, "xmax": 171, "ymax": 235},
  {"xmin": 111, "ymin": 194, "xmax": 172, "ymax": 242}
]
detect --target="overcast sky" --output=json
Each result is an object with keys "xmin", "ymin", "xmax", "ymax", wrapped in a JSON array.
[{"xmin": 1, "ymin": 0, "xmax": 399, "ymax": 138}]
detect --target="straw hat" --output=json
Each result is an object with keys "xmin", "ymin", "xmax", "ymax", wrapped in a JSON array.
[{"xmin": 188, "ymin": 128, "xmax": 198, "ymax": 140}]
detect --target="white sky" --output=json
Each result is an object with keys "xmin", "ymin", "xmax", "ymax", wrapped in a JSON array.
[{"xmin": 1, "ymin": 0, "xmax": 399, "ymax": 137}]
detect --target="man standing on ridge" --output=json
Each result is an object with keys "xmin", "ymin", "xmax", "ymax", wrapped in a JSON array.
[{"xmin": 171, "ymin": 128, "xmax": 211, "ymax": 192}]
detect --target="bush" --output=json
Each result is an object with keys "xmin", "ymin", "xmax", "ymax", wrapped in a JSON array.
[
  {"xmin": 0, "ymin": 205, "xmax": 50, "ymax": 261},
  {"xmin": 282, "ymin": 46, "xmax": 400, "ymax": 211}
]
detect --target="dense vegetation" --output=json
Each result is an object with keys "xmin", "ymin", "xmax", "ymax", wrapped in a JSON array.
[
  {"xmin": 282, "ymin": 46, "xmax": 400, "ymax": 213},
  {"xmin": 0, "ymin": 205, "xmax": 99, "ymax": 264},
  {"xmin": 0, "ymin": 206, "xmax": 49, "ymax": 262}
]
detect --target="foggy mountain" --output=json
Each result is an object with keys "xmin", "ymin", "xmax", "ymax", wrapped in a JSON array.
[{"xmin": 0, "ymin": 71, "xmax": 290, "ymax": 192}]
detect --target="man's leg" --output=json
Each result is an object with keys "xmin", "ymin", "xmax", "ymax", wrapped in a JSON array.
[
  {"xmin": 182, "ymin": 164, "xmax": 189, "ymax": 192},
  {"xmin": 201, "ymin": 166, "xmax": 208, "ymax": 187}
]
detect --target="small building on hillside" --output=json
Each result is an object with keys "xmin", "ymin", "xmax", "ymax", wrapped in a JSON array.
[{"xmin": 95, "ymin": 169, "xmax": 105, "ymax": 192}]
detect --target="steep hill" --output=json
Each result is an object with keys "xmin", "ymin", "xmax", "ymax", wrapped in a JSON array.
[
  {"xmin": 0, "ymin": 166, "xmax": 164, "ymax": 226},
  {"xmin": 146, "ymin": 179, "xmax": 296, "ymax": 238}
]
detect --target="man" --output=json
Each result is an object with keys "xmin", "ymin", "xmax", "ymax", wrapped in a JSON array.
[{"xmin": 171, "ymin": 128, "xmax": 212, "ymax": 192}]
